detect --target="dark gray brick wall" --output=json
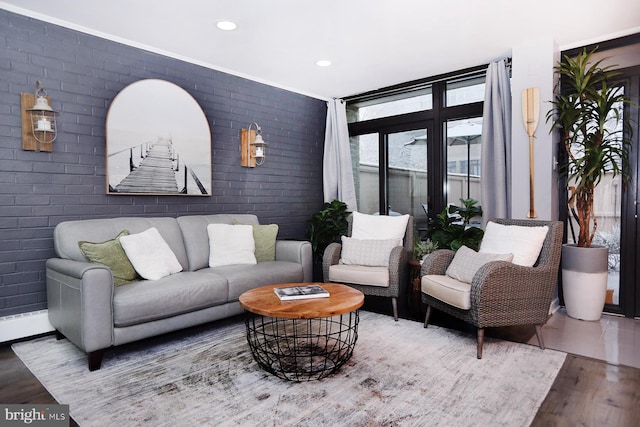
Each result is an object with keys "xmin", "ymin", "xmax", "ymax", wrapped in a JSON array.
[{"xmin": 0, "ymin": 10, "xmax": 327, "ymax": 317}]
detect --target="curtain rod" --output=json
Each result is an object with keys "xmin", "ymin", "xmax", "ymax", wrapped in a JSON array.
[{"xmin": 344, "ymin": 58, "xmax": 511, "ymax": 104}]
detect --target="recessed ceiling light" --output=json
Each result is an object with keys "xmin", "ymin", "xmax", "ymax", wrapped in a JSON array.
[
  {"xmin": 316, "ymin": 60, "xmax": 332, "ymax": 67},
  {"xmin": 216, "ymin": 20, "xmax": 237, "ymax": 31}
]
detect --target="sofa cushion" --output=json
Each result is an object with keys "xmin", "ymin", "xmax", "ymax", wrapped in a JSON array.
[
  {"xmin": 120, "ymin": 227, "xmax": 183, "ymax": 280},
  {"xmin": 78, "ymin": 230, "xmax": 139, "ymax": 286},
  {"xmin": 445, "ymin": 245, "xmax": 513, "ymax": 283},
  {"xmin": 207, "ymin": 224, "xmax": 257, "ymax": 267},
  {"xmin": 252, "ymin": 224, "xmax": 279, "ymax": 262},
  {"xmin": 480, "ymin": 221, "xmax": 548, "ymax": 267},
  {"xmin": 422, "ymin": 274, "xmax": 472, "ymax": 310},
  {"xmin": 351, "ymin": 211, "xmax": 410, "ymax": 240},
  {"xmin": 328, "ymin": 264, "xmax": 389, "ymax": 287},
  {"xmin": 113, "ymin": 271, "xmax": 228, "ymax": 327},
  {"xmin": 53, "ymin": 217, "xmax": 189, "ymax": 270},
  {"xmin": 339, "ymin": 236, "xmax": 401, "ymax": 267},
  {"xmin": 205, "ymin": 261, "xmax": 304, "ymax": 301},
  {"xmin": 177, "ymin": 214, "xmax": 260, "ymax": 271}
]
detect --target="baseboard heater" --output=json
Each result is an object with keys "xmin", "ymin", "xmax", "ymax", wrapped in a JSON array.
[{"xmin": 0, "ymin": 309, "xmax": 54, "ymax": 343}]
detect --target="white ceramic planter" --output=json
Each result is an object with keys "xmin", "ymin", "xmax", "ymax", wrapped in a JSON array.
[{"xmin": 561, "ymin": 244, "xmax": 609, "ymax": 321}]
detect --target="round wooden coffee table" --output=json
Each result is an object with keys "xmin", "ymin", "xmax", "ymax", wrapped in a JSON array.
[{"xmin": 239, "ymin": 283, "xmax": 364, "ymax": 381}]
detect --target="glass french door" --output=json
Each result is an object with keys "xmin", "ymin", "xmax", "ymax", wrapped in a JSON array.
[
  {"xmin": 350, "ymin": 122, "xmax": 437, "ymax": 231},
  {"xmin": 623, "ymin": 67, "xmax": 640, "ymax": 317},
  {"xmin": 592, "ymin": 65, "xmax": 640, "ymax": 318}
]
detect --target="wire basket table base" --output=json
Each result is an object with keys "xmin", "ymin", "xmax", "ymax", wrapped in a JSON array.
[{"xmin": 244, "ymin": 311, "xmax": 360, "ymax": 381}]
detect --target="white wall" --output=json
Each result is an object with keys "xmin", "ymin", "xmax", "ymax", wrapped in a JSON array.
[{"xmin": 510, "ymin": 37, "xmax": 561, "ymax": 221}]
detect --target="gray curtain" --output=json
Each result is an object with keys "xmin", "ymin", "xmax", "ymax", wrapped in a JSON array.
[
  {"xmin": 480, "ymin": 59, "xmax": 511, "ymax": 225},
  {"xmin": 323, "ymin": 99, "xmax": 358, "ymax": 211}
]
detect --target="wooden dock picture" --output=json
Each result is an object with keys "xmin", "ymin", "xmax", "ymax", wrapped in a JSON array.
[
  {"xmin": 106, "ymin": 79, "xmax": 211, "ymax": 196},
  {"xmin": 114, "ymin": 139, "xmax": 179, "ymax": 193}
]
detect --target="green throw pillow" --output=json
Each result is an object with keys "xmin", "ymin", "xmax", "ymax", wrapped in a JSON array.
[
  {"xmin": 252, "ymin": 224, "xmax": 279, "ymax": 262},
  {"xmin": 78, "ymin": 230, "xmax": 138, "ymax": 286}
]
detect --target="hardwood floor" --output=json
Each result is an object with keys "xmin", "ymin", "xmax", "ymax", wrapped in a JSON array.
[
  {"xmin": 0, "ymin": 340, "xmax": 79, "ymax": 427},
  {"xmin": 2, "ymin": 315, "xmax": 639, "ymax": 426},
  {"xmin": 532, "ymin": 354, "xmax": 640, "ymax": 426}
]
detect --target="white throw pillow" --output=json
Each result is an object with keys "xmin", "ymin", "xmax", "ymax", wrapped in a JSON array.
[
  {"xmin": 119, "ymin": 227, "xmax": 183, "ymax": 280},
  {"xmin": 446, "ymin": 245, "xmax": 513, "ymax": 284},
  {"xmin": 207, "ymin": 224, "xmax": 257, "ymax": 268},
  {"xmin": 351, "ymin": 211, "xmax": 410, "ymax": 241},
  {"xmin": 479, "ymin": 222, "xmax": 549, "ymax": 267},
  {"xmin": 339, "ymin": 236, "xmax": 402, "ymax": 267}
]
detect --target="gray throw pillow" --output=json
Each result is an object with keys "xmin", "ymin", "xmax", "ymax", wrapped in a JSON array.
[
  {"xmin": 339, "ymin": 236, "xmax": 402, "ymax": 267},
  {"xmin": 446, "ymin": 245, "xmax": 513, "ymax": 284}
]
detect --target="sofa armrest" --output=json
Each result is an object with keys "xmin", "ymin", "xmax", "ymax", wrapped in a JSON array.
[
  {"xmin": 420, "ymin": 249, "xmax": 456, "ymax": 276},
  {"xmin": 471, "ymin": 261, "xmax": 557, "ymax": 325},
  {"xmin": 46, "ymin": 258, "xmax": 114, "ymax": 354},
  {"xmin": 275, "ymin": 240, "xmax": 313, "ymax": 282},
  {"xmin": 388, "ymin": 246, "xmax": 408, "ymax": 295},
  {"xmin": 321, "ymin": 242, "xmax": 342, "ymax": 281}
]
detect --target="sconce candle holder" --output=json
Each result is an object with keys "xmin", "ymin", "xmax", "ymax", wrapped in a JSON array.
[
  {"xmin": 240, "ymin": 122, "xmax": 268, "ymax": 167},
  {"xmin": 21, "ymin": 81, "xmax": 58, "ymax": 152}
]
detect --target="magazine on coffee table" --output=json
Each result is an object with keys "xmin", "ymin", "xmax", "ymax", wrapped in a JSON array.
[{"xmin": 274, "ymin": 285, "xmax": 330, "ymax": 301}]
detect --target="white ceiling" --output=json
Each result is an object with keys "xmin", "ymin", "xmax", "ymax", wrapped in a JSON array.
[{"xmin": 2, "ymin": 0, "xmax": 640, "ymax": 100}]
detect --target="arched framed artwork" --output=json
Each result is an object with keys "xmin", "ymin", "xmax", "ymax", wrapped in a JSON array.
[{"xmin": 106, "ymin": 79, "xmax": 211, "ymax": 196}]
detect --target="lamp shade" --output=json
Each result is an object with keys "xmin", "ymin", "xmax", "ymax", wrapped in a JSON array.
[{"xmin": 29, "ymin": 95, "xmax": 56, "ymax": 112}]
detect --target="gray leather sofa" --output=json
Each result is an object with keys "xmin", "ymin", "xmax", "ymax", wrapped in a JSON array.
[{"xmin": 46, "ymin": 214, "xmax": 312, "ymax": 371}]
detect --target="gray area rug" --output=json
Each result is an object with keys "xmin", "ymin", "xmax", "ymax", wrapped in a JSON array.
[{"xmin": 13, "ymin": 311, "xmax": 566, "ymax": 426}]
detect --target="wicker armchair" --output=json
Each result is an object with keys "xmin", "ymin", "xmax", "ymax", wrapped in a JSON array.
[
  {"xmin": 323, "ymin": 215, "xmax": 413, "ymax": 321},
  {"xmin": 420, "ymin": 218, "xmax": 563, "ymax": 358}
]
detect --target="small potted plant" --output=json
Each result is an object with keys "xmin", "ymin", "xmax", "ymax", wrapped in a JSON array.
[
  {"xmin": 546, "ymin": 48, "xmax": 632, "ymax": 320},
  {"xmin": 414, "ymin": 238, "xmax": 438, "ymax": 261}
]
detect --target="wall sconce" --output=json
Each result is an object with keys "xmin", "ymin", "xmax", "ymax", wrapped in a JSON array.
[
  {"xmin": 21, "ymin": 81, "xmax": 58, "ymax": 152},
  {"xmin": 240, "ymin": 122, "xmax": 268, "ymax": 167}
]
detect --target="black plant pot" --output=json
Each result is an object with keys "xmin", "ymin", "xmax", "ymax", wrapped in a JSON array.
[{"xmin": 312, "ymin": 260, "xmax": 324, "ymax": 282}]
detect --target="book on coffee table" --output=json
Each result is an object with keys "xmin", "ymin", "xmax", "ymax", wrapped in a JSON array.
[{"xmin": 274, "ymin": 285, "xmax": 330, "ymax": 301}]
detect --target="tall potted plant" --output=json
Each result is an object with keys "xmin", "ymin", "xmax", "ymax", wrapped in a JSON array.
[{"xmin": 547, "ymin": 48, "xmax": 632, "ymax": 320}]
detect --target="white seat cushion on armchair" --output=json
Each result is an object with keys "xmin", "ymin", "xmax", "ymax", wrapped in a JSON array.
[
  {"xmin": 329, "ymin": 264, "xmax": 389, "ymax": 287},
  {"xmin": 422, "ymin": 275, "xmax": 471, "ymax": 310}
]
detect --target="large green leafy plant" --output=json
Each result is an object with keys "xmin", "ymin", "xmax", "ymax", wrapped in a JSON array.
[
  {"xmin": 307, "ymin": 199, "xmax": 350, "ymax": 262},
  {"xmin": 546, "ymin": 48, "xmax": 632, "ymax": 247},
  {"xmin": 427, "ymin": 198, "xmax": 484, "ymax": 251}
]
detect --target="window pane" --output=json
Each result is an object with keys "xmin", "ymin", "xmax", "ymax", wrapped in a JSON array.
[
  {"xmin": 351, "ymin": 133, "xmax": 379, "ymax": 214},
  {"xmin": 446, "ymin": 75, "xmax": 485, "ymax": 107},
  {"xmin": 446, "ymin": 118, "xmax": 482, "ymax": 207},
  {"xmin": 387, "ymin": 129, "xmax": 428, "ymax": 232},
  {"xmin": 346, "ymin": 88, "xmax": 432, "ymax": 123}
]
